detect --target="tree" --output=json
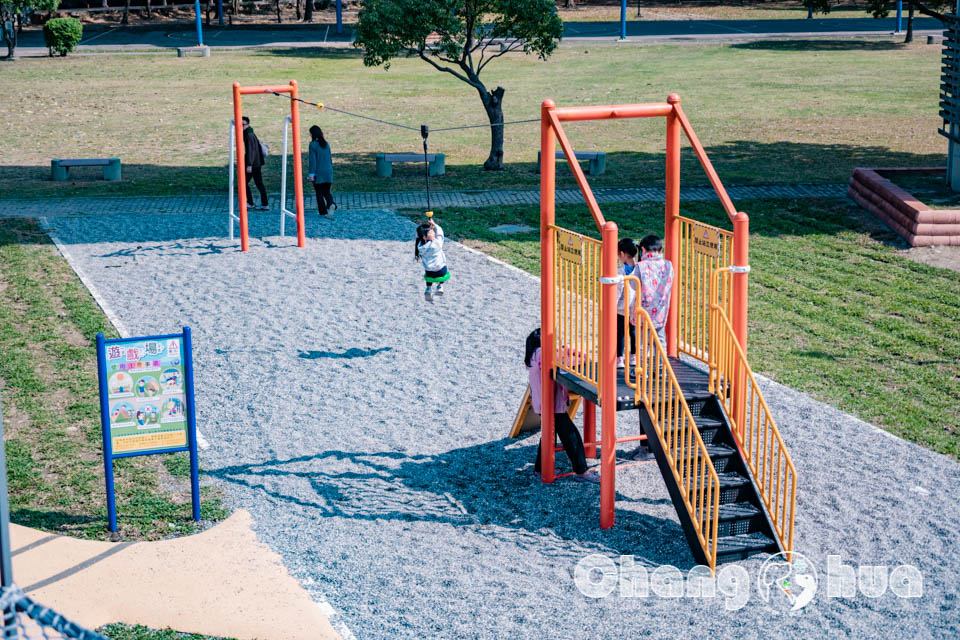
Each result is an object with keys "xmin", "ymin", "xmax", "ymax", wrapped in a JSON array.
[
  {"xmin": 354, "ymin": 0, "xmax": 563, "ymax": 170},
  {"xmin": 804, "ymin": 0, "xmax": 831, "ymax": 18},
  {"xmin": 865, "ymin": 0, "xmax": 949, "ymax": 43},
  {"xmin": 1, "ymin": 0, "xmax": 59, "ymax": 59}
]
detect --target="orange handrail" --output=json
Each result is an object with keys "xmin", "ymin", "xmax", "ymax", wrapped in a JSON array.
[
  {"xmin": 709, "ymin": 269, "xmax": 797, "ymax": 558},
  {"xmin": 623, "ymin": 275, "xmax": 721, "ymax": 573}
]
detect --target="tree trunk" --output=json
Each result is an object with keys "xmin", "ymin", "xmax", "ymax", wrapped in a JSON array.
[
  {"xmin": 905, "ymin": 6, "xmax": 914, "ymax": 43},
  {"xmin": 103, "ymin": 0, "xmax": 109, "ymax": 7},
  {"xmin": 146, "ymin": 0, "xmax": 152, "ymax": 19},
  {"xmin": 295, "ymin": 0, "xmax": 301, "ymax": 20},
  {"xmin": 123, "ymin": 0, "xmax": 130, "ymax": 24},
  {"xmin": 564, "ymin": 0, "xmax": 575, "ymax": 8},
  {"xmin": 276, "ymin": 0, "xmax": 281, "ymax": 22},
  {"xmin": 304, "ymin": 0, "xmax": 313, "ymax": 22},
  {"xmin": 479, "ymin": 86, "xmax": 506, "ymax": 170}
]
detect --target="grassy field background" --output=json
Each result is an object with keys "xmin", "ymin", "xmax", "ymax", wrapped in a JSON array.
[
  {"xmin": 0, "ymin": 41, "xmax": 943, "ymax": 198},
  {"xmin": 0, "ymin": 218, "xmax": 227, "ymax": 540},
  {"xmin": 401, "ymin": 199, "xmax": 960, "ymax": 460}
]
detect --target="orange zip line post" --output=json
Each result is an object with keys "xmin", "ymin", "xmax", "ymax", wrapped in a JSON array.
[{"xmin": 232, "ymin": 81, "xmax": 306, "ymax": 252}]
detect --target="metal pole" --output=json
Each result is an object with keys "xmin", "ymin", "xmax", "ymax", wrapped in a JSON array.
[
  {"xmin": 0, "ymin": 396, "xmax": 19, "ymax": 639},
  {"xmin": 280, "ymin": 116, "xmax": 290, "ymax": 237},
  {"xmin": 233, "ymin": 83, "xmax": 249, "ymax": 252},
  {"xmin": 290, "ymin": 81, "xmax": 306, "ymax": 249},
  {"xmin": 600, "ymin": 221, "xmax": 618, "ymax": 530},
  {"xmin": 896, "ymin": 0, "xmax": 903, "ymax": 32},
  {"xmin": 620, "ymin": 0, "xmax": 627, "ymax": 40},
  {"xmin": 665, "ymin": 94, "xmax": 681, "ymax": 358},
  {"xmin": 194, "ymin": 0, "xmax": 203, "ymax": 46},
  {"xmin": 336, "ymin": 0, "xmax": 342, "ymax": 34},
  {"xmin": 183, "ymin": 328, "xmax": 201, "ymax": 523},
  {"xmin": 217, "ymin": 0, "xmax": 223, "ymax": 26},
  {"xmin": 583, "ymin": 400, "xmax": 596, "ymax": 459},
  {"xmin": 228, "ymin": 120, "xmax": 235, "ymax": 240},
  {"xmin": 540, "ymin": 99, "xmax": 557, "ymax": 484},
  {"xmin": 96, "ymin": 334, "xmax": 118, "ymax": 532}
]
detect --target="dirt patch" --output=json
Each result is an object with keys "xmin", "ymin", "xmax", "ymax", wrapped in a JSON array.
[{"xmin": 899, "ymin": 245, "xmax": 960, "ymax": 274}]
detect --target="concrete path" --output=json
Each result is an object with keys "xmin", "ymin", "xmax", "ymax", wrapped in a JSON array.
[
  {"xmin": 0, "ymin": 182, "xmax": 847, "ymax": 218},
  {"xmin": 12, "ymin": 510, "xmax": 343, "ymax": 640},
  {"xmin": 10, "ymin": 17, "xmax": 941, "ymax": 56}
]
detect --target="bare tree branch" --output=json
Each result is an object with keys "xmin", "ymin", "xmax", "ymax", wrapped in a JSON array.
[
  {"xmin": 418, "ymin": 49, "xmax": 480, "ymax": 89},
  {"xmin": 477, "ymin": 39, "xmax": 524, "ymax": 73}
]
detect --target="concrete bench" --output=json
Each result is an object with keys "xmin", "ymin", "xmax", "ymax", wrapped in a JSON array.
[
  {"xmin": 51, "ymin": 158, "xmax": 122, "ymax": 181},
  {"xmin": 376, "ymin": 153, "xmax": 445, "ymax": 178},
  {"xmin": 537, "ymin": 150, "xmax": 606, "ymax": 175}
]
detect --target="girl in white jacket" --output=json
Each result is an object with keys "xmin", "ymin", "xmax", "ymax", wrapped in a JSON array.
[{"xmin": 415, "ymin": 220, "xmax": 450, "ymax": 301}]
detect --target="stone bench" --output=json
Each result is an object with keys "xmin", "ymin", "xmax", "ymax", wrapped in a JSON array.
[
  {"xmin": 51, "ymin": 158, "xmax": 122, "ymax": 181},
  {"xmin": 376, "ymin": 153, "xmax": 445, "ymax": 178},
  {"xmin": 537, "ymin": 150, "xmax": 607, "ymax": 175}
]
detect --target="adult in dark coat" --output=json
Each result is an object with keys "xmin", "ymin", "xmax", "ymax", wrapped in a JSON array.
[
  {"xmin": 307, "ymin": 125, "xmax": 335, "ymax": 216},
  {"xmin": 242, "ymin": 116, "xmax": 269, "ymax": 210}
]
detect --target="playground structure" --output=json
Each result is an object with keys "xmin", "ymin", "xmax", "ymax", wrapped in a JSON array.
[
  {"xmin": 231, "ymin": 81, "xmax": 306, "ymax": 252},
  {"xmin": 536, "ymin": 96, "xmax": 797, "ymax": 573}
]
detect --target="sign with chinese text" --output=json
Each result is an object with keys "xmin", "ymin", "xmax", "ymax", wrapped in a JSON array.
[
  {"xmin": 557, "ymin": 230, "xmax": 585, "ymax": 265},
  {"xmin": 102, "ymin": 337, "xmax": 188, "ymax": 454},
  {"xmin": 692, "ymin": 223, "xmax": 721, "ymax": 259}
]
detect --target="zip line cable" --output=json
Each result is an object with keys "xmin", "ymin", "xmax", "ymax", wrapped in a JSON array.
[{"xmin": 266, "ymin": 90, "xmax": 539, "ymax": 134}]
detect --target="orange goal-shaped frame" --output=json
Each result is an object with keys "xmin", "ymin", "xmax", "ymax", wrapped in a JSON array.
[{"xmin": 232, "ymin": 81, "xmax": 306, "ymax": 251}]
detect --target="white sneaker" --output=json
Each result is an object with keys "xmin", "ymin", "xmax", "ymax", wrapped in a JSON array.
[
  {"xmin": 629, "ymin": 354, "xmax": 636, "ymax": 366},
  {"xmin": 424, "ymin": 287, "xmax": 433, "ymax": 301},
  {"xmin": 435, "ymin": 283, "xmax": 444, "ymax": 296},
  {"xmin": 617, "ymin": 356, "xmax": 625, "ymax": 369}
]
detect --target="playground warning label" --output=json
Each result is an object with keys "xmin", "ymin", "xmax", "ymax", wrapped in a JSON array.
[
  {"xmin": 557, "ymin": 231, "xmax": 584, "ymax": 264},
  {"xmin": 692, "ymin": 224, "xmax": 720, "ymax": 259}
]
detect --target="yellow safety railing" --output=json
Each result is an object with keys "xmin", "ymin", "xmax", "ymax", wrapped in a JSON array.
[
  {"xmin": 551, "ymin": 224, "xmax": 603, "ymax": 387},
  {"xmin": 709, "ymin": 268, "xmax": 797, "ymax": 558},
  {"xmin": 623, "ymin": 276, "xmax": 721, "ymax": 573},
  {"xmin": 678, "ymin": 217, "xmax": 733, "ymax": 363}
]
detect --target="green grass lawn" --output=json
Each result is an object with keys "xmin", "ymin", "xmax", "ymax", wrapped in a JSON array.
[
  {"xmin": 402, "ymin": 199, "xmax": 960, "ymax": 459},
  {"xmin": 0, "ymin": 41, "xmax": 942, "ymax": 199},
  {"xmin": 99, "ymin": 623, "xmax": 235, "ymax": 640},
  {"xmin": 0, "ymin": 218, "xmax": 228, "ymax": 540}
]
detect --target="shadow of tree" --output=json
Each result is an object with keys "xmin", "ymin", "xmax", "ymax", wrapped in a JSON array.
[{"xmin": 207, "ymin": 440, "xmax": 696, "ymax": 569}]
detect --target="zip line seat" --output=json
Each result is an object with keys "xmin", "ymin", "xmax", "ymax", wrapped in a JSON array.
[
  {"xmin": 376, "ymin": 153, "xmax": 445, "ymax": 178},
  {"xmin": 51, "ymin": 158, "xmax": 122, "ymax": 181},
  {"xmin": 537, "ymin": 150, "xmax": 606, "ymax": 175}
]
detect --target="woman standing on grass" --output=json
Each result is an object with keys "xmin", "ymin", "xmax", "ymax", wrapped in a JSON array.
[{"xmin": 307, "ymin": 126, "xmax": 336, "ymax": 216}]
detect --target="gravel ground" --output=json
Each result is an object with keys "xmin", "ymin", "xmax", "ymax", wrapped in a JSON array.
[{"xmin": 46, "ymin": 208, "xmax": 959, "ymax": 639}]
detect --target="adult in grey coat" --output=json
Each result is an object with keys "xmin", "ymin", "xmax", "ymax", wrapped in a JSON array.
[{"xmin": 307, "ymin": 126, "xmax": 335, "ymax": 216}]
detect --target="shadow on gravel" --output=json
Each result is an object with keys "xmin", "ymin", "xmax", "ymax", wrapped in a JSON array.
[
  {"xmin": 208, "ymin": 442, "xmax": 697, "ymax": 568},
  {"xmin": 298, "ymin": 347, "xmax": 393, "ymax": 359}
]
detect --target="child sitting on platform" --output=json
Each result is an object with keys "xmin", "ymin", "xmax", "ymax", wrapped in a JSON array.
[{"xmin": 525, "ymin": 328, "xmax": 600, "ymax": 483}]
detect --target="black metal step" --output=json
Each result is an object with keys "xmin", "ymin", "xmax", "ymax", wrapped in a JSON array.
[
  {"xmin": 716, "ymin": 472, "xmax": 750, "ymax": 489},
  {"xmin": 716, "ymin": 532, "xmax": 778, "ymax": 563},
  {"xmin": 693, "ymin": 415, "xmax": 723, "ymax": 443},
  {"xmin": 715, "ymin": 502, "xmax": 761, "ymax": 521}
]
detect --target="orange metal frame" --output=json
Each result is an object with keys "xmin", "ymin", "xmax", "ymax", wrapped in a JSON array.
[
  {"xmin": 232, "ymin": 81, "xmax": 306, "ymax": 252},
  {"xmin": 539, "ymin": 95, "xmax": 750, "ymax": 530}
]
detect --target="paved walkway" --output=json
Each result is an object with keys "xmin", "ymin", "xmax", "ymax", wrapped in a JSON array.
[
  {"xmin": 10, "ymin": 17, "xmax": 942, "ymax": 56},
  {"xmin": 12, "ymin": 510, "xmax": 342, "ymax": 640},
  {"xmin": 0, "ymin": 183, "xmax": 847, "ymax": 218}
]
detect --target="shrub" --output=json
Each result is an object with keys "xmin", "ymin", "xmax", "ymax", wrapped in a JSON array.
[{"xmin": 43, "ymin": 17, "xmax": 81, "ymax": 57}]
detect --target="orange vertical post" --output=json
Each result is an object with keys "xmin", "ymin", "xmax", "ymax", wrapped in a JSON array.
[
  {"xmin": 665, "ymin": 94, "xmax": 681, "ymax": 357},
  {"xmin": 289, "ymin": 80, "xmax": 306, "ymax": 249},
  {"xmin": 732, "ymin": 212, "xmax": 749, "ymax": 354},
  {"xmin": 233, "ymin": 82, "xmax": 250, "ymax": 252},
  {"xmin": 732, "ymin": 211, "xmax": 749, "ymax": 432},
  {"xmin": 540, "ymin": 100, "xmax": 557, "ymax": 484},
  {"xmin": 600, "ymin": 221, "xmax": 619, "ymax": 529},
  {"xmin": 584, "ymin": 401, "xmax": 597, "ymax": 459}
]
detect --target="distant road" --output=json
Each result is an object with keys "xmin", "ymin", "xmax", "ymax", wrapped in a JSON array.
[{"xmin": 12, "ymin": 16, "xmax": 943, "ymax": 54}]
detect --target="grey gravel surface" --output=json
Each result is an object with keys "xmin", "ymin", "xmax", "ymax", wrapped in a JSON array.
[{"xmin": 46, "ymin": 208, "xmax": 960, "ymax": 639}]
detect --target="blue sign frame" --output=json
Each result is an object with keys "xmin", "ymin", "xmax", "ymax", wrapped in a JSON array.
[{"xmin": 96, "ymin": 327, "xmax": 201, "ymax": 532}]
